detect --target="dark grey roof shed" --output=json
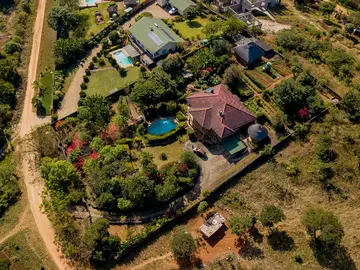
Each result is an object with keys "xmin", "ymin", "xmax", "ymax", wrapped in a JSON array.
[
  {"xmin": 254, "ymin": 40, "xmax": 273, "ymax": 53},
  {"xmin": 248, "ymin": 124, "xmax": 268, "ymax": 143},
  {"xmin": 234, "ymin": 42, "xmax": 264, "ymax": 65}
]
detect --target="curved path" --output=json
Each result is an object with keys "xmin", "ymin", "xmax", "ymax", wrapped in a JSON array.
[
  {"xmin": 129, "ymin": 253, "xmax": 172, "ymax": 270},
  {"xmin": 0, "ymin": 206, "xmax": 30, "ymax": 245},
  {"xmin": 17, "ymin": 0, "xmax": 70, "ymax": 269}
]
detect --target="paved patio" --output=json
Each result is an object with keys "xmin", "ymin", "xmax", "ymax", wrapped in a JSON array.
[{"xmin": 184, "ymin": 140, "xmax": 234, "ymax": 192}]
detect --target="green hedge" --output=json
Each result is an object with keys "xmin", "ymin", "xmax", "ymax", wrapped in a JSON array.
[
  {"xmin": 176, "ymin": 111, "xmax": 187, "ymax": 122},
  {"xmin": 145, "ymin": 122, "xmax": 186, "ymax": 144}
]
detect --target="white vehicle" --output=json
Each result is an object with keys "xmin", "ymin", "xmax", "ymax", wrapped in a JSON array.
[{"xmin": 169, "ymin": 7, "xmax": 178, "ymax": 15}]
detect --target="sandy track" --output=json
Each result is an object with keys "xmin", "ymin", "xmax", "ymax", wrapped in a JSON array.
[
  {"xmin": 17, "ymin": 0, "xmax": 70, "ymax": 269},
  {"xmin": 129, "ymin": 253, "xmax": 173, "ymax": 270},
  {"xmin": 0, "ymin": 206, "xmax": 30, "ymax": 245},
  {"xmin": 57, "ymin": 47, "xmax": 101, "ymax": 119},
  {"xmin": 19, "ymin": 0, "xmax": 50, "ymax": 137}
]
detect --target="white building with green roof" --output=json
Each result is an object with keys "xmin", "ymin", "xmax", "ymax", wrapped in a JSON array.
[
  {"xmin": 168, "ymin": 0, "xmax": 197, "ymax": 16},
  {"xmin": 129, "ymin": 17, "xmax": 184, "ymax": 62}
]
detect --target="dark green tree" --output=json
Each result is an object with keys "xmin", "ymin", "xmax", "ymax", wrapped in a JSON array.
[
  {"xmin": 82, "ymin": 218, "xmax": 121, "ymax": 263},
  {"xmin": 229, "ymin": 214, "xmax": 253, "ymax": 236},
  {"xmin": 184, "ymin": 6, "xmax": 199, "ymax": 21},
  {"xmin": 222, "ymin": 18, "xmax": 246, "ymax": 37},
  {"xmin": 319, "ymin": 1, "xmax": 336, "ymax": 20},
  {"xmin": 342, "ymin": 90, "xmax": 360, "ymax": 122},
  {"xmin": 0, "ymin": 80, "xmax": 15, "ymax": 106},
  {"xmin": 211, "ymin": 39, "xmax": 232, "ymax": 57},
  {"xmin": 259, "ymin": 205, "xmax": 286, "ymax": 229},
  {"xmin": 302, "ymin": 208, "xmax": 344, "ymax": 249},
  {"xmin": 48, "ymin": 7, "xmax": 79, "ymax": 38},
  {"xmin": 171, "ymin": 231, "xmax": 196, "ymax": 262},
  {"xmin": 162, "ymin": 53, "xmax": 184, "ymax": 78}
]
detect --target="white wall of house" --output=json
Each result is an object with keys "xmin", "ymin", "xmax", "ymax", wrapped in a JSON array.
[{"xmin": 152, "ymin": 42, "xmax": 179, "ymax": 58}]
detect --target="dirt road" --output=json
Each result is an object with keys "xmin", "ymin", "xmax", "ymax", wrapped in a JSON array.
[{"xmin": 17, "ymin": 0, "xmax": 70, "ymax": 269}]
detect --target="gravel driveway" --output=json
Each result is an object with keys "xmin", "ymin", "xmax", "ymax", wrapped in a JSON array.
[{"xmin": 122, "ymin": 3, "xmax": 172, "ymax": 30}]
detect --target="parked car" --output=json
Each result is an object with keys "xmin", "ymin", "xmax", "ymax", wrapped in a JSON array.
[
  {"xmin": 169, "ymin": 7, "xmax": 178, "ymax": 15},
  {"xmin": 192, "ymin": 145, "xmax": 206, "ymax": 157}
]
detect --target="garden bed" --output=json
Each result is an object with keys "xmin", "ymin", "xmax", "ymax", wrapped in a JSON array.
[{"xmin": 245, "ymin": 68, "xmax": 277, "ymax": 89}]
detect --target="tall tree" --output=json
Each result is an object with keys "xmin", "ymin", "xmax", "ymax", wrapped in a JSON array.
[
  {"xmin": 302, "ymin": 208, "xmax": 344, "ymax": 249},
  {"xmin": 222, "ymin": 18, "xmax": 246, "ymax": 37},
  {"xmin": 259, "ymin": 205, "xmax": 286, "ymax": 230},
  {"xmin": 319, "ymin": 1, "xmax": 336, "ymax": 20},
  {"xmin": 171, "ymin": 231, "xmax": 196, "ymax": 262},
  {"xmin": 48, "ymin": 7, "xmax": 79, "ymax": 38}
]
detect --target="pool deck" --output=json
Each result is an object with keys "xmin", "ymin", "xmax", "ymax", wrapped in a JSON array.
[
  {"xmin": 79, "ymin": 0, "xmax": 113, "ymax": 9},
  {"xmin": 111, "ymin": 48, "xmax": 134, "ymax": 68}
]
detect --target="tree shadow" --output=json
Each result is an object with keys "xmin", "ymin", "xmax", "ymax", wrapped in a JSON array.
[
  {"xmin": 267, "ymin": 231, "xmax": 295, "ymax": 252},
  {"xmin": 204, "ymin": 225, "xmax": 228, "ymax": 247},
  {"xmin": 186, "ymin": 21, "xmax": 202, "ymax": 29},
  {"xmin": 311, "ymin": 243, "xmax": 356, "ymax": 270},
  {"xmin": 268, "ymin": 4, "xmax": 289, "ymax": 15},
  {"xmin": 250, "ymin": 227, "xmax": 263, "ymax": 244},
  {"xmin": 238, "ymin": 241, "xmax": 264, "ymax": 259}
]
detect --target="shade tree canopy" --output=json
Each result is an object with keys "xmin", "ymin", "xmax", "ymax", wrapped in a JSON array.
[
  {"xmin": 302, "ymin": 208, "xmax": 344, "ymax": 249},
  {"xmin": 171, "ymin": 231, "xmax": 196, "ymax": 261},
  {"xmin": 259, "ymin": 205, "xmax": 286, "ymax": 228},
  {"xmin": 48, "ymin": 7, "xmax": 80, "ymax": 38},
  {"xmin": 130, "ymin": 67, "xmax": 178, "ymax": 108},
  {"xmin": 229, "ymin": 214, "xmax": 254, "ymax": 236}
]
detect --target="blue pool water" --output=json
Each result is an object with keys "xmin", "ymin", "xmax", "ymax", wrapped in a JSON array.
[
  {"xmin": 148, "ymin": 118, "xmax": 178, "ymax": 136},
  {"xmin": 85, "ymin": 0, "xmax": 97, "ymax": 4},
  {"xmin": 113, "ymin": 51, "xmax": 133, "ymax": 66}
]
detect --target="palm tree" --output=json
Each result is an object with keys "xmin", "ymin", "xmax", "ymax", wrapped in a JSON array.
[
  {"xmin": 32, "ymin": 80, "xmax": 45, "ymax": 97},
  {"xmin": 32, "ymin": 96, "xmax": 43, "ymax": 110}
]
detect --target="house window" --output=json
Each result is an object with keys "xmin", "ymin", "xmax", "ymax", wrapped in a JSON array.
[{"xmin": 162, "ymin": 49, "xmax": 167, "ymax": 55}]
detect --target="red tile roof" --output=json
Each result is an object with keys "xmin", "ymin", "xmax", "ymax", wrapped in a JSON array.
[{"xmin": 186, "ymin": 84, "xmax": 255, "ymax": 140}]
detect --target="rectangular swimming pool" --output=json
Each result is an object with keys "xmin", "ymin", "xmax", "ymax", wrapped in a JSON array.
[
  {"xmin": 85, "ymin": 0, "xmax": 97, "ymax": 4},
  {"xmin": 113, "ymin": 50, "xmax": 133, "ymax": 67}
]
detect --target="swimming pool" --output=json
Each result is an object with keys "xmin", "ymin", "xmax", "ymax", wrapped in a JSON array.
[
  {"xmin": 148, "ymin": 118, "xmax": 178, "ymax": 136},
  {"xmin": 113, "ymin": 50, "xmax": 133, "ymax": 67},
  {"xmin": 85, "ymin": 0, "xmax": 97, "ymax": 4}
]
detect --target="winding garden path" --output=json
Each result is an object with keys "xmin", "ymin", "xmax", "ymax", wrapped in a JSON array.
[{"xmin": 57, "ymin": 46, "xmax": 102, "ymax": 119}]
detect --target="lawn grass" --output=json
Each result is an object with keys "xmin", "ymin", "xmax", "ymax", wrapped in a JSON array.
[
  {"xmin": 37, "ymin": 0, "xmax": 57, "ymax": 76},
  {"xmin": 40, "ymin": 72, "xmax": 53, "ymax": 115},
  {"xmin": 144, "ymin": 134, "xmax": 188, "ymax": 167},
  {"xmin": 79, "ymin": 2, "xmax": 125, "ymax": 39},
  {"xmin": 0, "ymin": 228, "xmax": 57, "ymax": 269},
  {"xmin": 172, "ymin": 17, "xmax": 211, "ymax": 40},
  {"xmin": 86, "ymin": 66, "xmax": 140, "ymax": 96}
]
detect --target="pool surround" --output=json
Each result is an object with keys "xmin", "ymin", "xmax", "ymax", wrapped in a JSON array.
[
  {"xmin": 111, "ymin": 49, "xmax": 133, "ymax": 68},
  {"xmin": 148, "ymin": 118, "xmax": 178, "ymax": 136}
]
